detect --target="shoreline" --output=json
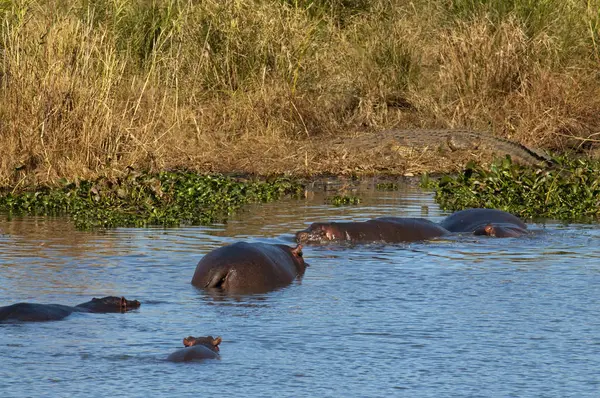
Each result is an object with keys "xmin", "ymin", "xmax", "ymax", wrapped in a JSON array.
[{"xmin": 3, "ymin": 128, "xmax": 566, "ymax": 189}]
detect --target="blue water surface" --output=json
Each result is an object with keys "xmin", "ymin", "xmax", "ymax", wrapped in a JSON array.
[{"xmin": 1, "ymin": 181, "xmax": 599, "ymax": 397}]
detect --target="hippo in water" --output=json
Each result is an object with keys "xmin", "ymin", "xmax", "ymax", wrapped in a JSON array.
[
  {"xmin": 440, "ymin": 208, "xmax": 528, "ymax": 238},
  {"xmin": 0, "ymin": 296, "xmax": 141, "ymax": 322},
  {"xmin": 295, "ymin": 217, "xmax": 449, "ymax": 244},
  {"xmin": 191, "ymin": 242, "xmax": 308, "ymax": 294},
  {"xmin": 166, "ymin": 336, "xmax": 222, "ymax": 362}
]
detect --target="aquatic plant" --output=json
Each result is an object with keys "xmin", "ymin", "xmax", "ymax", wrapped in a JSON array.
[
  {"xmin": 327, "ymin": 194, "xmax": 361, "ymax": 206},
  {"xmin": 375, "ymin": 182, "xmax": 400, "ymax": 191},
  {"xmin": 0, "ymin": 172, "xmax": 304, "ymax": 229},
  {"xmin": 430, "ymin": 156, "xmax": 600, "ymax": 221}
]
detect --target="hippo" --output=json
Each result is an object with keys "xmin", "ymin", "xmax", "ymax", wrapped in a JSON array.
[
  {"xmin": 440, "ymin": 208, "xmax": 528, "ymax": 238},
  {"xmin": 295, "ymin": 217, "xmax": 449, "ymax": 244},
  {"xmin": 191, "ymin": 242, "xmax": 308, "ymax": 294},
  {"xmin": 0, "ymin": 296, "xmax": 141, "ymax": 322},
  {"xmin": 166, "ymin": 336, "xmax": 222, "ymax": 362}
]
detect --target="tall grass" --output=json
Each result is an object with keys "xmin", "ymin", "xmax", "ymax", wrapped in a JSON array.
[{"xmin": 1, "ymin": 0, "xmax": 599, "ymax": 185}]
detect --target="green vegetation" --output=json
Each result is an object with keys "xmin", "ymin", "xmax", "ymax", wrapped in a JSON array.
[
  {"xmin": 376, "ymin": 182, "xmax": 399, "ymax": 191},
  {"xmin": 1, "ymin": 0, "xmax": 600, "ymax": 183},
  {"xmin": 0, "ymin": 172, "xmax": 304, "ymax": 229},
  {"xmin": 431, "ymin": 156, "xmax": 600, "ymax": 221},
  {"xmin": 326, "ymin": 194, "xmax": 361, "ymax": 206}
]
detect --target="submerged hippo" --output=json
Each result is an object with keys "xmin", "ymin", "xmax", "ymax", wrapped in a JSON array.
[
  {"xmin": 440, "ymin": 208, "xmax": 528, "ymax": 238},
  {"xmin": 0, "ymin": 296, "xmax": 141, "ymax": 322},
  {"xmin": 295, "ymin": 217, "xmax": 449, "ymax": 244},
  {"xmin": 191, "ymin": 242, "xmax": 308, "ymax": 294},
  {"xmin": 166, "ymin": 336, "xmax": 222, "ymax": 362}
]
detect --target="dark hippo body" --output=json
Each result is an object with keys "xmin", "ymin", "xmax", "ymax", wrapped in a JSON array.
[
  {"xmin": 0, "ymin": 296, "xmax": 141, "ymax": 322},
  {"xmin": 440, "ymin": 208, "xmax": 528, "ymax": 238},
  {"xmin": 295, "ymin": 217, "xmax": 449, "ymax": 244},
  {"xmin": 167, "ymin": 336, "xmax": 222, "ymax": 362},
  {"xmin": 191, "ymin": 242, "xmax": 308, "ymax": 294}
]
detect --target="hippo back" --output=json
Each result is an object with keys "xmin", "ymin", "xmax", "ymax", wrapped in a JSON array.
[
  {"xmin": 0, "ymin": 303, "xmax": 75, "ymax": 322},
  {"xmin": 371, "ymin": 217, "xmax": 450, "ymax": 241},
  {"xmin": 166, "ymin": 345, "xmax": 220, "ymax": 362},
  {"xmin": 440, "ymin": 208, "xmax": 526, "ymax": 233},
  {"xmin": 191, "ymin": 242, "xmax": 306, "ymax": 293}
]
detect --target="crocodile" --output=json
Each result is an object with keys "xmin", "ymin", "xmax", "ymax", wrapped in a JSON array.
[{"xmin": 336, "ymin": 129, "xmax": 554, "ymax": 167}]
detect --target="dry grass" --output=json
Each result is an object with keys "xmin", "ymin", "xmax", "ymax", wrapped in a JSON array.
[{"xmin": 1, "ymin": 0, "xmax": 600, "ymax": 186}]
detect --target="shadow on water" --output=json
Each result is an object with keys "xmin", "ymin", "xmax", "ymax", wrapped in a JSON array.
[{"xmin": 2, "ymin": 179, "xmax": 600, "ymax": 397}]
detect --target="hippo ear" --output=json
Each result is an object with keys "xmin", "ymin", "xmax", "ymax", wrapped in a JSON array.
[
  {"xmin": 119, "ymin": 297, "xmax": 130, "ymax": 311},
  {"xmin": 213, "ymin": 336, "xmax": 222, "ymax": 346},
  {"xmin": 291, "ymin": 245, "xmax": 303, "ymax": 257},
  {"xmin": 183, "ymin": 336, "xmax": 195, "ymax": 347}
]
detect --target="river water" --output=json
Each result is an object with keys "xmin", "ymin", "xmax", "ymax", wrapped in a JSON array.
[{"xmin": 1, "ymin": 180, "xmax": 599, "ymax": 397}]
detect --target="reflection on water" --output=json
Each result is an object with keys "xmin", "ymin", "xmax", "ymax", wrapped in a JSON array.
[{"xmin": 1, "ymin": 181, "xmax": 600, "ymax": 397}]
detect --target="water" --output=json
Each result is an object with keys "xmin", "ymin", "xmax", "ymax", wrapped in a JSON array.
[{"xmin": 1, "ymin": 181, "xmax": 600, "ymax": 397}]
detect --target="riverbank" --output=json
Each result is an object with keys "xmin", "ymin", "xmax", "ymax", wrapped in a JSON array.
[
  {"xmin": 3, "ymin": 153, "xmax": 600, "ymax": 229},
  {"xmin": 2, "ymin": 1, "xmax": 600, "ymax": 186}
]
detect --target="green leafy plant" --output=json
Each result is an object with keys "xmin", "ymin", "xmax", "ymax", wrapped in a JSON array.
[
  {"xmin": 0, "ymin": 172, "xmax": 304, "ymax": 229},
  {"xmin": 427, "ymin": 156, "xmax": 600, "ymax": 221},
  {"xmin": 327, "ymin": 194, "xmax": 361, "ymax": 206},
  {"xmin": 375, "ymin": 182, "xmax": 399, "ymax": 191}
]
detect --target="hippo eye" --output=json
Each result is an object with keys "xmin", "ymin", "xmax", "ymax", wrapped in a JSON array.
[{"xmin": 297, "ymin": 250, "xmax": 303, "ymax": 257}]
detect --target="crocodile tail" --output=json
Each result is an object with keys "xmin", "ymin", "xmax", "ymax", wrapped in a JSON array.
[
  {"xmin": 463, "ymin": 131, "xmax": 554, "ymax": 167},
  {"xmin": 489, "ymin": 134, "xmax": 555, "ymax": 167}
]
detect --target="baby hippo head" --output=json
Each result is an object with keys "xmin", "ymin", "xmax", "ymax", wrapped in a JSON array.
[
  {"xmin": 79, "ymin": 296, "xmax": 141, "ymax": 313},
  {"xmin": 183, "ymin": 335, "xmax": 222, "ymax": 352}
]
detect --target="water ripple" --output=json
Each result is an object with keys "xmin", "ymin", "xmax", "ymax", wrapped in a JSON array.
[{"xmin": 1, "ymin": 184, "xmax": 600, "ymax": 397}]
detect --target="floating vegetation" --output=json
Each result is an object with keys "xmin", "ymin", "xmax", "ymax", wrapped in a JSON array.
[
  {"xmin": 0, "ymin": 172, "xmax": 304, "ymax": 229},
  {"xmin": 375, "ymin": 182, "xmax": 399, "ymax": 191},
  {"xmin": 327, "ymin": 195, "xmax": 361, "ymax": 206},
  {"xmin": 429, "ymin": 156, "xmax": 600, "ymax": 221}
]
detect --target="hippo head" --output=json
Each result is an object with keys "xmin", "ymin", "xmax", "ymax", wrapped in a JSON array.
[
  {"xmin": 483, "ymin": 224, "xmax": 498, "ymax": 237},
  {"xmin": 77, "ymin": 296, "xmax": 141, "ymax": 313},
  {"xmin": 296, "ymin": 223, "xmax": 342, "ymax": 244},
  {"xmin": 183, "ymin": 335, "xmax": 222, "ymax": 352},
  {"xmin": 477, "ymin": 223, "xmax": 528, "ymax": 238}
]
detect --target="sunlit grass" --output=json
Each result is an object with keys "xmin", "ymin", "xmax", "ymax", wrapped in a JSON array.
[{"xmin": 1, "ymin": 0, "xmax": 599, "ymax": 186}]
